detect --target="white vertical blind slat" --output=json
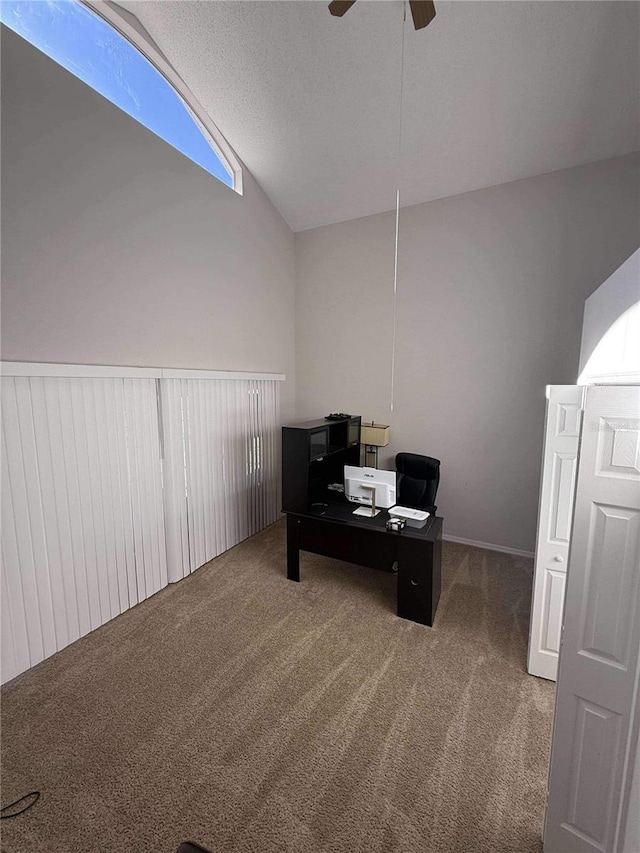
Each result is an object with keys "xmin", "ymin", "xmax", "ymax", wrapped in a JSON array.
[
  {"xmin": 223, "ymin": 380, "xmax": 234, "ymax": 548},
  {"xmin": 187, "ymin": 381, "xmax": 199, "ymax": 569},
  {"xmin": 251, "ymin": 383, "xmax": 259, "ymax": 526},
  {"xmin": 218, "ymin": 380, "xmax": 229, "ymax": 552},
  {"xmin": 265, "ymin": 381, "xmax": 273, "ymax": 522},
  {"xmin": 258, "ymin": 382, "xmax": 265, "ymax": 529},
  {"xmin": 160, "ymin": 379, "xmax": 178, "ymax": 581},
  {"xmin": 29, "ymin": 377, "xmax": 70, "ymax": 649},
  {"xmin": 102, "ymin": 379, "xmax": 132, "ymax": 614},
  {"xmin": 154, "ymin": 381, "xmax": 169, "ymax": 590},
  {"xmin": 211, "ymin": 383, "xmax": 223, "ymax": 557},
  {"xmin": 190, "ymin": 381, "xmax": 200, "ymax": 569},
  {"xmin": 161, "ymin": 379, "xmax": 190, "ymax": 582},
  {"xmin": 195, "ymin": 381, "xmax": 208, "ymax": 567},
  {"xmin": 258, "ymin": 385, "xmax": 264, "ymax": 523},
  {"xmin": 238, "ymin": 380, "xmax": 250, "ymax": 541},
  {"xmin": 265, "ymin": 381, "xmax": 273, "ymax": 524},
  {"xmin": 56, "ymin": 379, "xmax": 92, "ymax": 637},
  {"xmin": 201, "ymin": 383, "xmax": 213, "ymax": 562},
  {"xmin": 81, "ymin": 378, "xmax": 112, "ymax": 625},
  {"xmin": 69, "ymin": 379, "xmax": 102, "ymax": 630},
  {"xmin": 251, "ymin": 383, "xmax": 257, "ymax": 531},
  {"xmin": 42, "ymin": 380, "xmax": 81, "ymax": 644},
  {"xmin": 16, "ymin": 378, "xmax": 59, "ymax": 657},
  {"xmin": 232, "ymin": 381, "xmax": 243, "ymax": 542},
  {"xmin": 184, "ymin": 382, "xmax": 197, "ymax": 572},
  {"xmin": 1, "ymin": 546, "xmax": 20, "ymax": 682},
  {"xmin": 211, "ymin": 381, "xmax": 224, "ymax": 555},
  {"xmin": 143, "ymin": 379, "xmax": 166, "ymax": 593},
  {"xmin": 263, "ymin": 382, "xmax": 270, "ymax": 524},
  {"xmin": 123, "ymin": 378, "xmax": 167, "ymax": 600},
  {"xmin": 1, "ymin": 412, "xmax": 32, "ymax": 676},
  {"xmin": 178, "ymin": 380, "xmax": 190, "ymax": 579},
  {"xmin": 116, "ymin": 379, "xmax": 140, "ymax": 609},
  {"xmin": 124, "ymin": 378, "xmax": 148, "ymax": 600},
  {"xmin": 92, "ymin": 380, "xmax": 125, "ymax": 619},
  {"xmin": 4, "ymin": 380, "xmax": 49, "ymax": 661}
]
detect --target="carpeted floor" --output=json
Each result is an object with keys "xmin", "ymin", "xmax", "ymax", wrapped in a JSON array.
[{"xmin": 1, "ymin": 519, "xmax": 555, "ymax": 853}]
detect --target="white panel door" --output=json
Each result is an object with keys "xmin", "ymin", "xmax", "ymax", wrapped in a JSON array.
[
  {"xmin": 528, "ymin": 385, "xmax": 585, "ymax": 681},
  {"xmin": 544, "ymin": 385, "xmax": 640, "ymax": 853}
]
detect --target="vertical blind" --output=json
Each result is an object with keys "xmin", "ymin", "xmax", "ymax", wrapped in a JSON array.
[
  {"xmin": 1, "ymin": 369, "xmax": 281, "ymax": 684},
  {"xmin": 161, "ymin": 378, "xmax": 280, "ymax": 581}
]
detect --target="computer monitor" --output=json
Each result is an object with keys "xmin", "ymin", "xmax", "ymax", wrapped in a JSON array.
[{"xmin": 344, "ymin": 466, "xmax": 396, "ymax": 509}]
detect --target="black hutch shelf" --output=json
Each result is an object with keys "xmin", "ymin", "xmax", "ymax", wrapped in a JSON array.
[{"xmin": 282, "ymin": 415, "xmax": 361, "ymax": 511}]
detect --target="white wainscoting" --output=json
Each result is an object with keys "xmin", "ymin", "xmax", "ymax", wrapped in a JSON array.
[{"xmin": 1, "ymin": 364, "xmax": 283, "ymax": 684}]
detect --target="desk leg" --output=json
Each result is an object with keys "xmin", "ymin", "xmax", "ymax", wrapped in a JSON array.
[{"xmin": 286, "ymin": 515, "xmax": 301, "ymax": 582}]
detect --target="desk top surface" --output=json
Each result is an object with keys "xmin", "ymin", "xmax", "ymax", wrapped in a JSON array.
[{"xmin": 285, "ymin": 500, "xmax": 442, "ymax": 542}]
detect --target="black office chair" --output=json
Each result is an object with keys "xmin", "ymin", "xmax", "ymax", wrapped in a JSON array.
[{"xmin": 395, "ymin": 453, "xmax": 440, "ymax": 514}]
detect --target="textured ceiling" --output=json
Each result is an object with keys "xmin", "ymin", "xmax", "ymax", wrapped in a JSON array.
[{"xmin": 118, "ymin": 0, "xmax": 640, "ymax": 231}]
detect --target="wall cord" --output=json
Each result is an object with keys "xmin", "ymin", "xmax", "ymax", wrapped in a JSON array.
[{"xmin": 390, "ymin": 2, "xmax": 407, "ymax": 414}]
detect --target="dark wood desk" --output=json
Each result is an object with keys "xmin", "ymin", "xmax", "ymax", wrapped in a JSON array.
[{"xmin": 285, "ymin": 502, "xmax": 443, "ymax": 626}]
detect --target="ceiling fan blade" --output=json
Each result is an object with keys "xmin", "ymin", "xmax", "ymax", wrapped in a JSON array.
[
  {"xmin": 409, "ymin": 0, "xmax": 436, "ymax": 30},
  {"xmin": 328, "ymin": 0, "xmax": 357, "ymax": 18}
]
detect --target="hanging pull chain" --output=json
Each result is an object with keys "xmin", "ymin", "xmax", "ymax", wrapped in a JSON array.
[{"xmin": 390, "ymin": 2, "xmax": 406, "ymax": 414}]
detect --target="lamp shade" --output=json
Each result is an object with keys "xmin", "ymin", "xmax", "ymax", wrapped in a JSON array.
[{"xmin": 360, "ymin": 423, "xmax": 390, "ymax": 447}]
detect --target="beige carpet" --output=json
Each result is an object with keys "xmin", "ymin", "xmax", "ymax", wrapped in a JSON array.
[{"xmin": 1, "ymin": 520, "xmax": 555, "ymax": 853}]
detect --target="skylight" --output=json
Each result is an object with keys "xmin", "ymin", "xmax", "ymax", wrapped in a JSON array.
[{"xmin": 1, "ymin": 0, "xmax": 236, "ymax": 189}]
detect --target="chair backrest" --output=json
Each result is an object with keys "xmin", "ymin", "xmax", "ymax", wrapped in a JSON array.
[{"xmin": 395, "ymin": 453, "xmax": 440, "ymax": 511}]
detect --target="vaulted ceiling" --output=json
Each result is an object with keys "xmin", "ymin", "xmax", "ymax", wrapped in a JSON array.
[{"xmin": 118, "ymin": 1, "xmax": 639, "ymax": 231}]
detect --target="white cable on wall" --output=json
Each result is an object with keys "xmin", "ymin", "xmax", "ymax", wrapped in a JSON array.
[{"xmin": 389, "ymin": 4, "xmax": 407, "ymax": 415}]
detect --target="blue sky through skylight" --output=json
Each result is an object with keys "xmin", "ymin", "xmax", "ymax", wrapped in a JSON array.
[{"xmin": 0, "ymin": 0, "xmax": 234, "ymax": 188}]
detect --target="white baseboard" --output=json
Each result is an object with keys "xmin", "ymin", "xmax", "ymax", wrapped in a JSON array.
[{"xmin": 443, "ymin": 534, "xmax": 534, "ymax": 559}]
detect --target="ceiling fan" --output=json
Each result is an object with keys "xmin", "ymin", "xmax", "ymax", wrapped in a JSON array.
[{"xmin": 328, "ymin": 0, "xmax": 436, "ymax": 30}]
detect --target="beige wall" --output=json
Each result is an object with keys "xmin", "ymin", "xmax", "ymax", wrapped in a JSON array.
[
  {"xmin": 0, "ymin": 29, "xmax": 296, "ymax": 420},
  {"xmin": 4, "ymin": 27, "xmax": 639, "ymax": 554},
  {"xmin": 295, "ymin": 153, "xmax": 640, "ymax": 553}
]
